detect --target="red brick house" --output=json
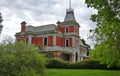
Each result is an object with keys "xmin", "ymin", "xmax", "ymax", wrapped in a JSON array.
[{"xmin": 15, "ymin": 6, "xmax": 89, "ymax": 62}]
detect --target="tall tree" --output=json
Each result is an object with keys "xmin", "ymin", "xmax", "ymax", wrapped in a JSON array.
[{"xmin": 85, "ymin": 0, "xmax": 120, "ymax": 67}]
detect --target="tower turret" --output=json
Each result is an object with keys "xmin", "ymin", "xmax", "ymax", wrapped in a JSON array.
[{"xmin": 64, "ymin": 0, "xmax": 76, "ymax": 22}]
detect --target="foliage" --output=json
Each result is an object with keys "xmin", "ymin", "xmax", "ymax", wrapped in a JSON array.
[
  {"xmin": 46, "ymin": 59, "xmax": 71, "ymax": 69},
  {"xmin": 73, "ymin": 60, "xmax": 107, "ymax": 69},
  {"xmin": 46, "ymin": 59, "xmax": 119, "ymax": 70},
  {"xmin": 85, "ymin": 0, "xmax": 120, "ymax": 67},
  {"xmin": 0, "ymin": 42, "xmax": 46, "ymax": 76}
]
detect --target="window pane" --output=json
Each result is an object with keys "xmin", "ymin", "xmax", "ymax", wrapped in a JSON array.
[
  {"xmin": 66, "ymin": 27, "xmax": 69, "ymax": 33},
  {"xmin": 66, "ymin": 40, "xmax": 69, "ymax": 47},
  {"xmin": 44, "ymin": 37, "xmax": 47, "ymax": 46}
]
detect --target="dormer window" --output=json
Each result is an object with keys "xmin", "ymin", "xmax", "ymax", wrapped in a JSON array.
[{"xmin": 66, "ymin": 27, "xmax": 69, "ymax": 33}]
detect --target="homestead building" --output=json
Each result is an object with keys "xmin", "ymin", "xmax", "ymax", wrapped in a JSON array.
[{"xmin": 15, "ymin": 1, "xmax": 89, "ymax": 62}]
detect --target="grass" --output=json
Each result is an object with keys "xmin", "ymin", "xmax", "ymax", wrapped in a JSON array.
[{"xmin": 45, "ymin": 69, "xmax": 120, "ymax": 76}]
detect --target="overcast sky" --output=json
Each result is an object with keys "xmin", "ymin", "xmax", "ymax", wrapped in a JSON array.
[{"xmin": 0, "ymin": 0, "xmax": 97, "ymax": 47}]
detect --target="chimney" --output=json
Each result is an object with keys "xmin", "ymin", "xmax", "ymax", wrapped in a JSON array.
[{"xmin": 21, "ymin": 21, "xmax": 26, "ymax": 32}]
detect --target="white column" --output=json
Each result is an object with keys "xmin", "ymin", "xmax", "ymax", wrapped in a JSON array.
[
  {"xmin": 53, "ymin": 35, "xmax": 56, "ymax": 46},
  {"xmin": 28, "ymin": 35, "xmax": 32, "ymax": 45},
  {"xmin": 81, "ymin": 57, "xmax": 83, "ymax": 61},
  {"xmin": 72, "ymin": 37, "xmax": 74, "ymax": 47},
  {"xmin": 72, "ymin": 52, "xmax": 76, "ymax": 63},
  {"xmin": 77, "ymin": 52, "xmax": 80, "ymax": 62}
]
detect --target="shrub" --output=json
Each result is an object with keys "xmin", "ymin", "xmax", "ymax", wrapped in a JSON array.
[
  {"xmin": 46, "ymin": 59, "xmax": 120, "ymax": 70},
  {"xmin": 0, "ymin": 42, "xmax": 46, "ymax": 76},
  {"xmin": 73, "ymin": 60, "xmax": 107, "ymax": 69},
  {"xmin": 46, "ymin": 59, "xmax": 72, "ymax": 69}
]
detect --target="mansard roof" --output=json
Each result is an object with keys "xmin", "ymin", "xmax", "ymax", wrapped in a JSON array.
[
  {"xmin": 15, "ymin": 24, "xmax": 58, "ymax": 36},
  {"xmin": 26, "ymin": 24, "xmax": 57, "ymax": 32},
  {"xmin": 64, "ymin": 8, "xmax": 76, "ymax": 22},
  {"xmin": 15, "ymin": 30, "xmax": 58, "ymax": 36},
  {"xmin": 57, "ymin": 7, "xmax": 80, "ymax": 27}
]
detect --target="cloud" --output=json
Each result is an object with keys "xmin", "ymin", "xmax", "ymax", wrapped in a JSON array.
[{"xmin": 0, "ymin": 0, "xmax": 97, "ymax": 48}]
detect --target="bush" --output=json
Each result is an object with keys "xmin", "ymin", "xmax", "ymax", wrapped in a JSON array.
[
  {"xmin": 73, "ymin": 60, "xmax": 107, "ymax": 69},
  {"xmin": 0, "ymin": 42, "xmax": 46, "ymax": 76},
  {"xmin": 46, "ymin": 59, "xmax": 72, "ymax": 69},
  {"xmin": 46, "ymin": 59, "xmax": 120, "ymax": 70}
]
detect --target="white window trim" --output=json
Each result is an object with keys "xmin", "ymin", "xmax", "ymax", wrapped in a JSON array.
[{"xmin": 25, "ymin": 36, "xmax": 32, "ymax": 45}]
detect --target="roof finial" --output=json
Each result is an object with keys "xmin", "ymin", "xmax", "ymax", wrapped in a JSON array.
[{"xmin": 69, "ymin": 0, "xmax": 71, "ymax": 8}]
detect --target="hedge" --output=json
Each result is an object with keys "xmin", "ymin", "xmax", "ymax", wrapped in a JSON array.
[{"xmin": 46, "ymin": 59, "xmax": 120, "ymax": 70}]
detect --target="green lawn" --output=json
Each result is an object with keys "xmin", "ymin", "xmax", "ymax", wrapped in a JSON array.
[{"xmin": 45, "ymin": 69, "xmax": 120, "ymax": 76}]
